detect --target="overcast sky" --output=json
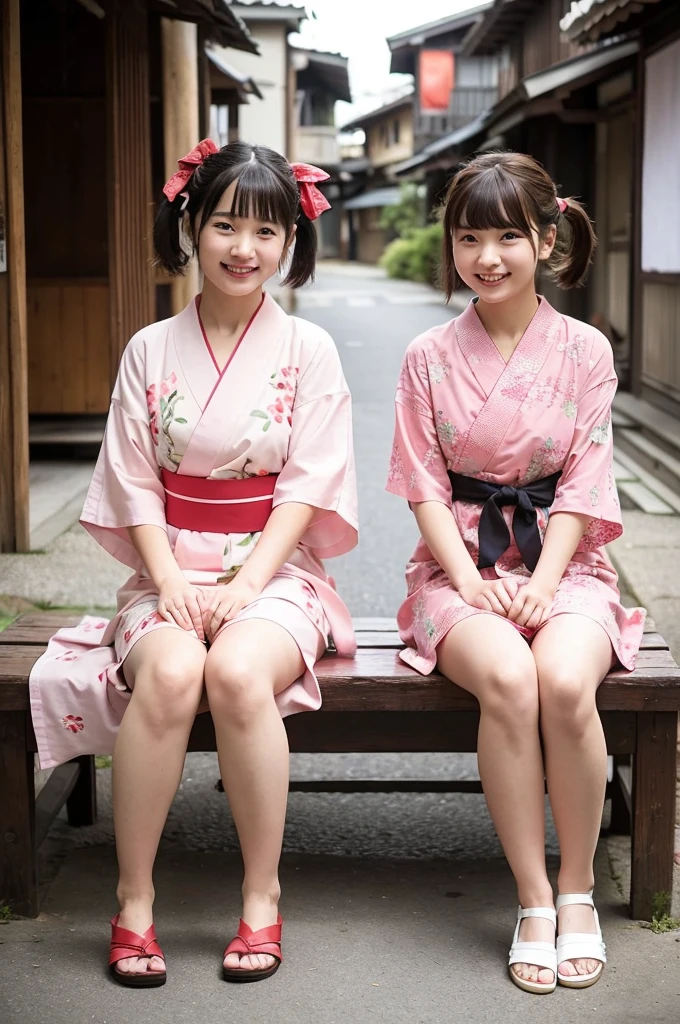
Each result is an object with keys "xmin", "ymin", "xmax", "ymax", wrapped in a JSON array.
[{"xmin": 290, "ymin": 0, "xmax": 488, "ymax": 122}]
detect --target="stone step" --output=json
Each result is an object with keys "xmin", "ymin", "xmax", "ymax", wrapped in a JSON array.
[
  {"xmin": 613, "ymin": 392, "xmax": 680, "ymax": 461},
  {"xmin": 613, "ymin": 447, "xmax": 680, "ymax": 514},
  {"xmin": 616, "ymin": 428, "xmax": 680, "ymax": 498}
]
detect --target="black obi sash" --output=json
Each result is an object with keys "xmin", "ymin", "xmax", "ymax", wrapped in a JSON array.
[{"xmin": 448, "ymin": 470, "xmax": 562, "ymax": 572}]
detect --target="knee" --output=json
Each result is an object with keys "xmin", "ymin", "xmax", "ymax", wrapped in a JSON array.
[
  {"xmin": 204, "ymin": 657, "xmax": 272, "ymax": 726},
  {"xmin": 538, "ymin": 669, "xmax": 595, "ymax": 735},
  {"xmin": 132, "ymin": 654, "xmax": 205, "ymax": 733},
  {"xmin": 480, "ymin": 663, "xmax": 539, "ymax": 727}
]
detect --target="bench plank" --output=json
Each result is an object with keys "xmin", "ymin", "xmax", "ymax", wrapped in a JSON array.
[
  {"xmin": 0, "ymin": 613, "xmax": 659, "ymax": 645},
  {"xmin": 2, "ymin": 645, "xmax": 680, "ymax": 713}
]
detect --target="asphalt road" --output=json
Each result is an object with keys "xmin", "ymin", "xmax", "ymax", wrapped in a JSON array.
[{"xmin": 293, "ymin": 262, "xmax": 458, "ymax": 616}]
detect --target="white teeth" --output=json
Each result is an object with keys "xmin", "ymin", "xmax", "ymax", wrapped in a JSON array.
[
  {"xmin": 226, "ymin": 266, "xmax": 255, "ymax": 274},
  {"xmin": 478, "ymin": 274, "xmax": 505, "ymax": 281}
]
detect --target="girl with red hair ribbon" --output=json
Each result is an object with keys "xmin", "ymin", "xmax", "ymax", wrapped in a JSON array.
[{"xmin": 30, "ymin": 141, "xmax": 357, "ymax": 987}]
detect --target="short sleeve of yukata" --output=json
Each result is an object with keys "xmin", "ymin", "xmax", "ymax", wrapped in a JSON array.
[
  {"xmin": 386, "ymin": 338, "xmax": 452, "ymax": 506},
  {"xmin": 550, "ymin": 329, "xmax": 623, "ymax": 548}
]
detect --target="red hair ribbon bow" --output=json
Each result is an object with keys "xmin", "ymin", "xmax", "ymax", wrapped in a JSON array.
[
  {"xmin": 163, "ymin": 139, "xmax": 219, "ymax": 203},
  {"xmin": 290, "ymin": 162, "xmax": 331, "ymax": 220},
  {"xmin": 556, "ymin": 197, "xmax": 568, "ymax": 213}
]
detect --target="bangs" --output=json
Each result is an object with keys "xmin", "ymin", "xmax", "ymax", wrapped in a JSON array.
[
  {"xmin": 198, "ymin": 156, "xmax": 297, "ymax": 235},
  {"xmin": 229, "ymin": 160, "xmax": 294, "ymax": 227},
  {"xmin": 449, "ymin": 166, "xmax": 535, "ymax": 237}
]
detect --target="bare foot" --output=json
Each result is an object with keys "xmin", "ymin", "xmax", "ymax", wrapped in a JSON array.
[
  {"xmin": 224, "ymin": 894, "xmax": 280, "ymax": 974},
  {"xmin": 511, "ymin": 914, "xmax": 555, "ymax": 988},
  {"xmin": 557, "ymin": 902, "xmax": 602, "ymax": 978},
  {"xmin": 114, "ymin": 900, "xmax": 166, "ymax": 977}
]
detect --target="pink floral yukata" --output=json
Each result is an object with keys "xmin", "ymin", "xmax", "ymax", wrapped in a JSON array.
[
  {"xmin": 30, "ymin": 293, "xmax": 358, "ymax": 769},
  {"xmin": 386, "ymin": 296, "xmax": 645, "ymax": 675}
]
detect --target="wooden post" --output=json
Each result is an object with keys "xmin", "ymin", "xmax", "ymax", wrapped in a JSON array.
[
  {"xmin": 0, "ymin": 711, "xmax": 37, "ymax": 917},
  {"xmin": 106, "ymin": 0, "xmax": 155, "ymax": 373},
  {"xmin": 161, "ymin": 18, "xmax": 200, "ymax": 315},
  {"xmin": 65, "ymin": 754, "xmax": 98, "ymax": 827},
  {"xmin": 0, "ymin": 0, "xmax": 30, "ymax": 553},
  {"xmin": 228, "ymin": 96, "xmax": 240, "ymax": 144},
  {"xmin": 197, "ymin": 28, "xmax": 212, "ymax": 141},
  {"xmin": 630, "ymin": 711, "xmax": 677, "ymax": 919}
]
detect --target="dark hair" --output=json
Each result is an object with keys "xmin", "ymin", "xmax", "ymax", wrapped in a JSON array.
[
  {"xmin": 439, "ymin": 151, "xmax": 597, "ymax": 300},
  {"xmin": 153, "ymin": 141, "xmax": 317, "ymax": 288}
]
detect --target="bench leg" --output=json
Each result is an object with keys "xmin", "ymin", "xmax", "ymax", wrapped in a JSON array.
[
  {"xmin": 0, "ymin": 712, "xmax": 38, "ymax": 917},
  {"xmin": 66, "ymin": 755, "xmax": 98, "ymax": 827},
  {"xmin": 609, "ymin": 755, "xmax": 632, "ymax": 834},
  {"xmin": 631, "ymin": 712, "xmax": 677, "ymax": 920}
]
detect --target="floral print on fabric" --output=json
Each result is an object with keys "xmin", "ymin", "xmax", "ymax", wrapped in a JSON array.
[
  {"xmin": 386, "ymin": 299, "xmax": 645, "ymax": 675},
  {"xmin": 147, "ymin": 372, "xmax": 187, "ymax": 464},
  {"xmin": 251, "ymin": 365, "xmax": 299, "ymax": 431},
  {"xmin": 61, "ymin": 714, "xmax": 84, "ymax": 733}
]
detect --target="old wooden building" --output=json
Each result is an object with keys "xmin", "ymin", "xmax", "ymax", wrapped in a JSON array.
[
  {"xmin": 398, "ymin": 0, "xmax": 639, "ymax": 350},
  {"xmin": 562, "ymin": 0, "xmax": 680, "ymax": 419},
  {"xmin": 0, "ymin": 0, "xmax": 258, "ymax": 553}
]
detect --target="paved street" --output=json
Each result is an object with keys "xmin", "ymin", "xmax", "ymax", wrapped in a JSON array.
[{"xmin": 1, "ymin": 263, "xmax": 679, "ymax": 1024}]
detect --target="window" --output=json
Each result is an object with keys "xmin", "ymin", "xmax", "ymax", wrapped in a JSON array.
[{"xmin": 392, "ymin": 118, "xmax": 400, "ymax": 144}]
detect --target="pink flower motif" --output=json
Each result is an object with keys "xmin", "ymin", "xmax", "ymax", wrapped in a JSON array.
[
  {"xmin": 146, "ymin": 383, "xmax": 159, "ymax": 416},
  {"xmin": 55, "ymin": 650, "xmax": 79, "ymax": 662},
  {"xmin": 160, "ymin": 372, "xmax": 178, "ymax": 398},
  {"xmin": 139, "ymin": 611, "xmax": 163, "ymax": 632},
  {"xmin": 123, "ymin": 629, "xmax": 132, "ymax": 643},
  {"xmin": 146, "ymin": 384, "xmax": 160, "ymax": 444},
  {"xmin": 61, "ymin": 714, "xmax": 84, "ymax": 733}
]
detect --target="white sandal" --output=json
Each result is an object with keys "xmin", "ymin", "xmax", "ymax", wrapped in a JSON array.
[
  {"xmin": 508, "ymin": 906, "xmax": 557, "ymax": 994},
  {"xmin": 556, "ymin": 892, "xmax": 606, "ymax": 988}
]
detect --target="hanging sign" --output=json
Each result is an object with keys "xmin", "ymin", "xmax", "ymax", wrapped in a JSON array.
[{"xmin": 419, "ymin": 51, "xmax": 455, "ymax": 113}]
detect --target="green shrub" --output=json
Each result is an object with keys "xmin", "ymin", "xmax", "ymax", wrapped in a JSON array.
[
  {"xmin": 380, "ymin": 221, "xmax": 443, "ymax": 285},
  {"xmin": 379, "ymin": 237, "xmax": 416, "ymax": 280},
  {"xmin": 379, "ymin": 182, "xmax": 425, "ymax": 238}
]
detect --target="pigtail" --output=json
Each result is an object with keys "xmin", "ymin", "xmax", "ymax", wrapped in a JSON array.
[
  {"xmin": 153, "ymin": 195, "xmax": 194, "ymax": 276},
  {"xmin": 282, "ymin": 208, "xmax": 318, "ymax": 289},
  {"xmin": 549, "ymin": 197, "xmax": 597, "ymax": 289}
]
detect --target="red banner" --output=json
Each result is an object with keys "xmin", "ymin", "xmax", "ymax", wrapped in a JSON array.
[{"xmin": 419, "ymin": 50, "xmax": 455, "ymax": 113}]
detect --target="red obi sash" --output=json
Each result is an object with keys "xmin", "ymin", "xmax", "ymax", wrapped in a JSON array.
[{"xmin": 161, "ymin": 469, "xmax": 277, "ymax": 533}]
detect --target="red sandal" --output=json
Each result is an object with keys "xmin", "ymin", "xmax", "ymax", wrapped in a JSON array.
[
  {"xmin": 109, "ymin": 914, "xmax": 167, "ymax": 988},
  {"xmin": 223, "ymin": 915, "xmax": 283, "ymax": 983}
]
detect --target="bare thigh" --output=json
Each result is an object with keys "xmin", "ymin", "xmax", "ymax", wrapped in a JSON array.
[
  {"xmin": 205, "ymin": 618, "xmax": 317, "ymax": 696},
  {"xmin": 531, "ymin": 614, "xmax": 614, "ymax": 699},
  {"xmin": 437, "ymin": 613, "xmax": 537, "ymax": 700},
  {"xmin": 122, "ymin": 627, "xmax": 207, "ymax": 689}
]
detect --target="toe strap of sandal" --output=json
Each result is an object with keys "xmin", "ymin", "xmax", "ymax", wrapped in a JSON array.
[
  {"xmin": 109, "ymin": 917, "xmax": 165, "ymax": 968},
  {"xmin": 224, "ymin": 915, "xmax": 283, "ymax": 964},
  {"xmin": 509, "ymin": 940, "xmax": 557, "ymax": 971},
  {"xmin": 557, "ymin": 934, "xmax": 606, "ymax": 966}
]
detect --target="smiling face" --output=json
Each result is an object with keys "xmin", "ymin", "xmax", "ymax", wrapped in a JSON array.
[
  {"xmin": 196, "ymin": 179, "xmax": 295, "ymax": 297},
  {"xmin": 440, "ymin": 155, "xmax": 566, "ymax": 302},
  {"xmin": 452, "ymin": 221, "xmax": 555, "ymax": 304}
]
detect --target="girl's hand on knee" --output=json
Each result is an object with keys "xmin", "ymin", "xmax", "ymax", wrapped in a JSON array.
[
  {"xmin": 459, "ymin": 578, "xmax": 514, "ymax": 616},
  {"xmin": 205, "ymin": 577, "xmax": 261, "ymax": 639},
  {"xmin": 507, "ymin": 580, "xmax": 554, "ymax": 629},
  {"xmin": 157, "ymin": 575, "xmax": 206, "ymax": 640}
]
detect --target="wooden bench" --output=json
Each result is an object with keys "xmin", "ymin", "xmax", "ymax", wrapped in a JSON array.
[{"xmin": 1, "ymin": 613, "xmax": 678, "ymax": 920}]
